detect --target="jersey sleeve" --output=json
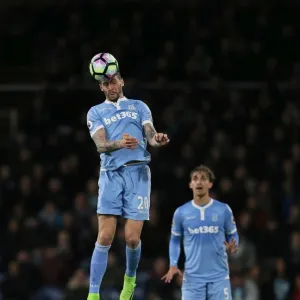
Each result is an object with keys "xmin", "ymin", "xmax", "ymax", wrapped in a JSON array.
[
  {"xmin": 224, "ymin": 204, "xmax": 237, "ymax": 235},
  {"xmin": 139, "ymin": 101, "xmax": 153, "ymax": 126},
  {"xmin": 171, "ymin": 208, "xmax": 183, "ymax": 236},
  {"xmin": 87, "ymin": 107, "xmax": 104, "ymax": 137}
]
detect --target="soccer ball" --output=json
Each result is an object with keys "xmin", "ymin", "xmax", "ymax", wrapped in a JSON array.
[{"xmin": 89, "ymin": 53, "xmax": 119, "ymax": 81}]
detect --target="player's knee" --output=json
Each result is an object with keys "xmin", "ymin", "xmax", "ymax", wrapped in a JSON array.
[
  {"xmin": 97, "ymin": 229, "xmax": 114, "ymax": 246},
  {"xmin": 125, "ymin": 233, "xmax": 140, "ymax": 249}
]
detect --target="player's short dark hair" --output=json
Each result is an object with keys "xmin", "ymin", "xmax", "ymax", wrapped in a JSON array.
[
  {"xmin": 113, "ymin": 72, "xmax": 122, "ymax": 80},
  {"xmin": 190, "ymin": 165, "xmax": 216, "ymax": 183},
  {"xmin": 99, "ymin": 72, "xmax": 122, "ymax": 84}
]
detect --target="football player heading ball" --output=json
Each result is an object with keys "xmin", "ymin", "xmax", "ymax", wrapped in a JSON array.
[{"xmin": 87, "ymin": 53, "xmax": 170, "ymax": 300}]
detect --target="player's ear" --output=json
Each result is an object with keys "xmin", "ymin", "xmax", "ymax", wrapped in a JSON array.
[
  {"xmin": 189, "ymin": 182, "xmax": 193, "ymax": 189},
  {"xmin": 99, "ymin": 83, "xmax": 103, "ymax": 91},
  {"xmin": 118, "ymin": 76, "xmax": 124, "ymax": 87},
  {"xmin": 208, "ymin": 182, "xmax": 213, "ymax": 189}
]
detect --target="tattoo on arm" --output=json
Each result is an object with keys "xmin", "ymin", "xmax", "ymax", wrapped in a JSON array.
[
  {"xmin": 92, "ymin": 128, "xmax": 121, "ymax": 153},
  {"xmin": 144, "ymin": 123, "xmax": 159, "ymax": 146}
]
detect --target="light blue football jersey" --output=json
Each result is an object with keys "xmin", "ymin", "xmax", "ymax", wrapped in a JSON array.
[
  {"xmin": 87, "ymin": 97, "xmax": 152, "ymax": 171},
  {"xmin": 171, "ymin": 199, "xmax": 238, "ymax": 283}
]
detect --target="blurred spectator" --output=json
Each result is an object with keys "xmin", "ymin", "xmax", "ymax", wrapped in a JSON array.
[
  {"xmin": 85, "ymin": 179, "xmax": 98, "ymax": 210},
  {"xmin": 145, "ymin": 257, "xmax": 173, "ymax": 299},
  {"xmin": 293, "ymin": 275, "xmax": 300, "ymax": 300},
  {"xmin": 0, "ymin": 260, "xmax": 32, "ymax": 299},
  {"xmin": 244, "ymin": 265, "xmax": 261, "ymax": 300},
  {"xmin": 38, "ymin": 201, "xmax": 61, "ymax": 228},
  {"xmin": 65, "ymin": 268, "xmax": 89, "ymax": 300}
]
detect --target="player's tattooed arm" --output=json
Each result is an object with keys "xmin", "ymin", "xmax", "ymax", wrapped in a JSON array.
[
  {"xmin": 92, "ymin": 128, "xmax": 139, "ymax": 153},
  {"xmin": 143, "ymin": 123, "xmax": 170, "ymax": 147},
  {"xmin": 92, "ymin": 128, "xmax": 121, "ymax": 153},
  {"xmin": 144, "ymin": 123, "xmax": 157, "ymax": 146}
]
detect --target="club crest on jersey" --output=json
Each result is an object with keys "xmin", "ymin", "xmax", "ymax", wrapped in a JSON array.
[
  {"xmin": 212, "ymin": 214, "xmax": 218, "ymax": 222},
  {"xmin": 128, "ymin": 104, "xmax": 136, "ymax": 110}
]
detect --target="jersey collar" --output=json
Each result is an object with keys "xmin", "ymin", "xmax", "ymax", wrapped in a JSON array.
[
  {"xmin": 192, "ymin": 198, "xmax": 214, "ymax": 210},
  {"xmin": 104, "ymin": 96, "xmax": 127, "ymax": 104}
]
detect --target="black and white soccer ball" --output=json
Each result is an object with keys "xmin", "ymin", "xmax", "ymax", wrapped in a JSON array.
[{"xmin": 89, "ymin": 53, "xmax": 119, "ymax": 81}]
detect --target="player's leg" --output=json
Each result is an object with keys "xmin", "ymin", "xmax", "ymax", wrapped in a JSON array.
[
  {"xmin": 207, "ymin": 278, "xmax": 232, "ymax": 300},
  {"xmin": 124, "ymin": 219, "xmax": 144, "ymax": 276},
  {"xmin": 182, "ymin": 280, "xmax": 207, "ymax": 300},
  {"xmin": 120, "ymin": 164, "xmax": 151, "ymax": 299},
  {"xmin": 88, "ymin": 170, "xmax": 122, "ymax": 300},
  {"xmin": 119, "ymin": 219, "xmax": 144, "ymax": 299},
  {"xmin": 88, "ymin": 215, "xmax": 117, "ymax": 300}
]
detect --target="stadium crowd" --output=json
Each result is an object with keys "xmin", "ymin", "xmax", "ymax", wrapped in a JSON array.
[
  {"xmin": 1, "ymin": 0, "xmax": 300, "ymax": 299},
  {"xmin": 1, "ymin": 0, "xmax": 300, "ymax": 83}
]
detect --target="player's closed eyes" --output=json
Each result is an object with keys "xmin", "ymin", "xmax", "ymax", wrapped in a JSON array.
[{"xmin": 192, "ymin": 175, "xmax": 207, "ymax": 181}]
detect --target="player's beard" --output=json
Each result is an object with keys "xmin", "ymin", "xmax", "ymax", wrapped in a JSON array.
[
  {"xmin": 106, "ymin": 86, "xmax": 122, "ymax": 102},
  {"xmin": 107, "ymin": 92, "xmax": 119, "ymax": 102}
]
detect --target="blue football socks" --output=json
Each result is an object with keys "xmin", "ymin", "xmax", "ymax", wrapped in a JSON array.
[
  {"xmin": 89, "ymin": 243, "xmax": 111, "ymax": 294},
  {"xmin": 125, "ymin": 241, "xmax": 141, "ymax": 277}
]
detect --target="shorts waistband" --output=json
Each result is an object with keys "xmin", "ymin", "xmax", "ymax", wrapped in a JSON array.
[
  {"xmin": 123, "ymin": 160, "xmax": 145, "ymax": 167},
  {"xmin": 100, "ymin": 161, "xmax": 147, "ymax": 172}
]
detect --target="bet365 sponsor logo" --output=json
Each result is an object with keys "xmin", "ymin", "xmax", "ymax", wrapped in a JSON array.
[
  {"xmin": 188, "ymin": 226, "xmax": 219, "ymax": 234},
  {"xmin": 104, "ymin": 111, "xmax": 138, "ymax": 125}
]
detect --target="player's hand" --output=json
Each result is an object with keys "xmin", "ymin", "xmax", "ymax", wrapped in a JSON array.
[
  {"xmin": 120, "ymin": 133, "xmax": 139, "ymax": 149},
  {"xmin": 224, "ymin": 238, "xmax": 238, "ymax": 254},
  {"xmin": 154, "ymin": 133, "xmax": 170, "ymax": 146},
  {"xmin": 161, "ymin": 266, "xmax": 182, "ymax": 283}
]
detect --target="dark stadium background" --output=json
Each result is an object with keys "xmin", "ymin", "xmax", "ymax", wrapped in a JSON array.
[{"xmin": 1, "ymin": 0, "xmax": 300, "ymax": 299}]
